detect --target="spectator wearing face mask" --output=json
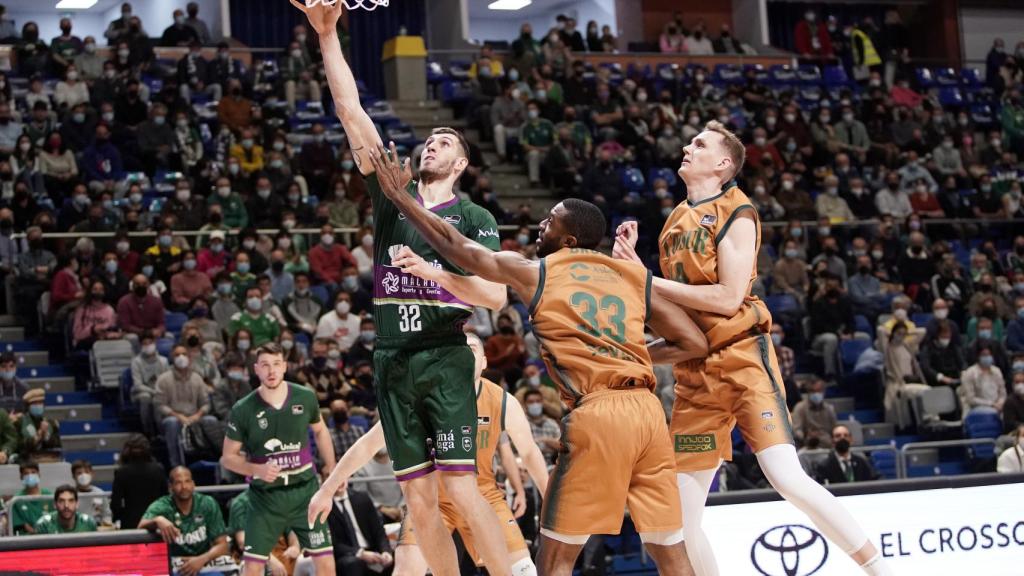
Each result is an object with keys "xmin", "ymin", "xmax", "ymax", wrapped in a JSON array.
[
  {"xmin": 309, "ymin": 224, "xmax": 356, "ymax": 290},
  {"xmin": 810, "ymin": 273, "xmax": 855, "ymax": 381},
  {"xmin": 296, "ymin": 339, "xmax": 348, "ymax": 408},
  {"xmin": 217, "ymin": 79, "xmax": 252, "ymax": 134},
  {"xmin": 130, "ymin": 334, "xmax": 169, "ymax": 437},
  {"xmin": 72, "ymin": 280, "xmax": 120, "ymax": 350},
  {"xmin": 229, "ymin": 286, "xmax": 280, "ymax": 348},
  {"xmin": 883, "ymin": 321, "xmax": 929, "ymax": 429},
  {"xmin": 144, "ymin": 226, "xmax": 182, "ymax": 284},
  {"xmin": 18, "ymin": 388, "xmax": 61, "ymax": 462},
  {"xmin": 960, "ymin": 344, "xmax": 1006, "ymax": 418},
  {"xmin": 345, "ymin": 318, "xmax": 377, "ymax": 368},
  {"xmin": 11, "ymin": 460, "xmax": 52, "ymax": 534},
  {"xmin": 212, "ymin": 354, "xmax": 253, "ymax": 421},
  {"xmin": 328, "ymin": 399, "xmax": 366, "ymax": 459},
  {"xmin": 522, "ymin": 389, "xmax": 561, "ymax": 463},
  {"xmin": 918, "ymin": 321, "xmax": 965, "ymax": 389},
  {"xmin": 70, "ymin": 459, "xmax": 110, "ymax": 526},
  {"xmin": 210, "ymin": 272, "xmax": 239, "ymax": 329},
  {"xmin": 182, "ymin": 297, "xmax": 221, "ymax": 348},
  {"xmin": 168, "ymin": 250, "xmax": 212, "ymax": 312},
  {"xmin": 316, "ymin": 292, "xmax": 360, "ymax": 352},
  {"xmin": 815, "ymin": 425, "xmax": 879, "ymax": 484},
  {"xmin": 1002, "ymin": 370, "xmax": 1024, "ymax": 432},
  {"xmin": 0, "ymin": 353, "xmax": 28, "ymax": 415},
  {"xmin": 154, "ymin": 346, "xmax": 216, "ymax": 468},
  {"xmin": 791, "ymin": 378, "xmax": 837, "ymax": 448},
  {"xmin": 513, "ymin": 364, "xmax": 562, "ymax": 420}
]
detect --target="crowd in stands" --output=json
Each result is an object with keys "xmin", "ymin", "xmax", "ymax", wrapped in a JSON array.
[{"xmin": 0, "ymin": 1, "xmax": 1017, "ymax": 571}]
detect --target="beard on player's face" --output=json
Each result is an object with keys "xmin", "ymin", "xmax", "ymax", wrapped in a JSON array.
[{"xmin": 419, "ymin": 157, "xmax": 457, "ymax": 184}]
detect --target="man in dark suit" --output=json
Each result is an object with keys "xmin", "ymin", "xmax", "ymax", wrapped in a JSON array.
[
  {"xmin": 325, "ymin": 487, "xmax": 393, "ymax": 575},
  {"xmin": 816, "ymin": 425, "xmax": 880, "ymax": 484}
]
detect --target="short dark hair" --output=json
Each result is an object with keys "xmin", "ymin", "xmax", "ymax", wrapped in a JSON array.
[
  {"xmin": 71, "ymin": 459, "xmax": 92, "ymax": 475},
  {"xmin": 120, "ymin": 433, "xmax": 153, "ymax": 464},
  {"xmin": 224, "ymin": 352, "xmax": 247, "ymax": 369},
  {"xmin": 524, "ymin": 389, "xmax": 544, "ymax": 403},
  {"xmin": 561, "ymin": 198, "xmax": 606, "ymax": 249},
  {"xmin": 19, "ymin": 460, "xmax": 38, "ymax": 474},
  {"xmin": 431, "ymin": 127, "xmax": 469, "ymax": 159},
  {"xmin": 255, "ymin": 341, "xmax": 284, "ymax": 360},
  {"xmin": 0, "ymin": 352, "xmax": 14, "ymax": 365},
  {"xmin": 54, "ymin": 484, "xmax": 77, "ymax": 502}
]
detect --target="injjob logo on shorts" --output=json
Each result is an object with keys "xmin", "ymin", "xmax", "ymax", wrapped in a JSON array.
[{"xmin": 674, "ymin": 434, "xmax": 716, "ymax": 453}]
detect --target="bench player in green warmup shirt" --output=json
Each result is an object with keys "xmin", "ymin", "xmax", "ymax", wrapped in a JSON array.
[
  {"xmin": 221, "ymin": 342, "xmax": 337, "ymax": 576},
  {"xmin": 139, "ymin": 467, "xmax": 232, "ymax": 576},
  {"xmin": 291, "ymin": 3, "xmax": 513, "ymax": 576},
  {"xmin": 34, "ymin": 485, "xmax": 97, "ymax": 534}
]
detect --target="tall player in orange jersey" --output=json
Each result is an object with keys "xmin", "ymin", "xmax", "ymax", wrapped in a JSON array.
[
  {"xmin": 614, "ymin": 121, "xmax": 893, "ymax": 576},
  {"xmin": 367, "ymin": 143, "xmax": 707, "ymax": 576}
]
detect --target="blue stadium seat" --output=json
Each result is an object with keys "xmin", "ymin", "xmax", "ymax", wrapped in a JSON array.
[
  {"xmin": 621, "ymin": 167, "xmax": 645, "ymax": 192},
  {"xmin": 963, "ymin": 411, "xmax": 1001, "ymax": 439},
  {"xmin": 713, "ymin": 64, "xmax": 743, "ymax": 85},
  {"xmin": 743, "ymin": 64, "xmax": 768, "ymax": 83},
  {"xmin": 960, "ymin": 67, "xmax": 983, "ymax": 88},
  {"xmin": 970, "ymin": 103, "xmax": 995, "ymax": 127},
  {"xmin": 796, "ymin": 64, "xmax": 822, "ymax": 84},
  {"xmin": 350, "ymin": 415, "xmax": 370, "ymax": 430},
  {"xmin": 295, "ymin": 332, "xmax": 310, "ymax": 351},
  {"xmin": 915, "ymin": 67, "xmax": 935, "ymax": 89},
  {"xmin": 769, "ymin": 64, "xmax": 797, "ymax": 86},
  {"xmin": 165, "ymin": 312, "xmax": 188, "ymax": 334},
  {"xmin": 426, "ymin": 61, "xmax": 446, "ymax": 84},
  {"xmin": 822, "ymin": 65, "xmax": 850, "ymax": 87},
  {"xmin": 854, "ymin": 315, "xmax": 874, "ymax": 338},
  {"xmin": 938, "ymin": 87, "xmax": 964, "ymax": 107},
  {"xmin": 156, "ymin": 337, "xmax": 175, "ymax": 358},
  {"xmin": 440, "ymin": 80, "xmax": 474, "ymax": 105},
  {"xmin": 310, "ymin": 285, "xmax": 330, "ymax": 306},
  {"xmin": 911, "ymin": 313, "xmax": 933, "ymax": 328},
  {"xmin": 763, "ymin": 294, "xmax": 798, "ymax": 317},
  {"xmin": 935, "ymin": 67, "xmax": 959, "ymax": 86},
  {"xmin": 448, "ymin": 60, "xmax": 471, "ymax": 79},
  {"xmin": 840, "ymin": 339, "xmax": 872, "ymax": 373},
  {"xmin": 647, "ymin": 167, "xmax": 678, "ymax": 188},
  {"xmin": 870, "ymin": 450, "xmax": 897, "ymax": 479}
]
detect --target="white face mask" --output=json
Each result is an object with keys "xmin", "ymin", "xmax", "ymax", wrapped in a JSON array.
[
  {"xmin": 76, "ymin": 473, "xmax": 92, "ymax": 487},
  {"xmin": 336, "ymin": 301, "xmax": 351, "ymax": 315},
  {"xmin": 933, "ymin": 308, "xmax": 949, "ymax": 320},
  {"xmin": 893, "ymin": 308, "xmax": 908, "ymax": 321}
]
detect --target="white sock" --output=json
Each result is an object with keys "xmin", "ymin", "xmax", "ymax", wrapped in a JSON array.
[{"xmin": 860, "ymin": 552, "xmax": 894, "ymax": 576}]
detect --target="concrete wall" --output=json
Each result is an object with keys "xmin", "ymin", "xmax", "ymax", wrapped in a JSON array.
[
  {"xmin": 466, "ymin": 0, "xmax": 618, "ymax": 45},
  {"xmin": 959, "ymin": 5, "xmax": 1024, "ymax": 67}
]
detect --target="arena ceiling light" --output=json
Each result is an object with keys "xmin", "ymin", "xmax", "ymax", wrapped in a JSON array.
[
  {"xmin": 55, "ymin": 0, "xmax": 98, "ymax": 8},
  {"xmin": 487, "ymin": 0, "xmax": 532, "ymax": 10}
]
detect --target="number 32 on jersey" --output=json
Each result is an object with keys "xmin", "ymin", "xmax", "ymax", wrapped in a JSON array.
[{"xmin": 398, "ymin": 304, "xmax": 422, "ymax": 332}]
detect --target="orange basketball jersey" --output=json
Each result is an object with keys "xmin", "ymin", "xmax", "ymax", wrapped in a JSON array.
[
  {"xmin": 658, "ymin": 182, "xmax": 771, "ymax": 351},
  {"xmin": 438, "ymin": 377, "xmax": 508, "ymax": 502},
  {"xmin": 529, "ymin": 248, "xmax": 656, "ymax": 408}
]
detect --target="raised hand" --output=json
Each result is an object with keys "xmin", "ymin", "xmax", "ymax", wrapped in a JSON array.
[
  {"xmin": 392, "ymin": 246, "xmax": 440, "ymax": 282},
  {"xmin": 615, "ymin": 220, "xmax": 639, "ymax": 249},
  {"xmin": 613, "ymin": 235, "xmax": 643, "ymax": 264},
  {"xmin": 368, "ymin": 142, "xmax": 413, "ymax": 201},
  {"xmin": 288, "ymin": 0, "xmax": 343, "ymax": 35}
]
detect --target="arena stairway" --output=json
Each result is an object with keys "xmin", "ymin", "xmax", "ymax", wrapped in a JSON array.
[
  {"xmin": 0, "ymin": 315, "xmax": 125, "ymax": 490},
  {"xmin": 389, "ymin": 99, "xmax": 561, "ymax": 218}
]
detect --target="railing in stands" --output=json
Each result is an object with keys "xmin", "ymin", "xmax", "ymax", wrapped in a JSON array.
[
  {"xmin": 2, "ymin": 475, "xmax": 394, "ymax": 536},
  {"xmin": 794, "ymin": 444, "xmax": 901, "ymax": 479},
  {"xmin": 898, "ymin": 438, "xmax": 997, "ymax": 480}
]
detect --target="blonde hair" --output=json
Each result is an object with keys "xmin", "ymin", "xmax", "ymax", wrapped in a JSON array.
[{"xmin": 704, "ymin": 120, "xmax": 745, "ymax": 182}]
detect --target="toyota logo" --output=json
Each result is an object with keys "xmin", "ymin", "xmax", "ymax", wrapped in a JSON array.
[{"xmin": 750, "ymin": 524, "xmax": 829, "ymax": 576}]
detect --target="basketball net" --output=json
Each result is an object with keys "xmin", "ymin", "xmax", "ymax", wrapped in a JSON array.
[{"xmin": 305, "ymin": 0, "xmax": 390, "ymax": 10}]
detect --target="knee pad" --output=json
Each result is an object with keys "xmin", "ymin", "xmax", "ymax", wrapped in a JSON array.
[
  {"xmin": 640, "ymin": 528, "xmax": 685, "ymax": 546},
  {"xmin": 511, "ymin": 556, "xmax": 537, "ymax": 576},
  {"xmin": 539, "ymin": 528, "xmax": 590, "ymax": 545}
]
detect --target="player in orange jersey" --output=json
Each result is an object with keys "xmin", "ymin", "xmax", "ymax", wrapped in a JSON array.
[
  {"xmin": 366, "ymin": 143, "xmax": 708, "ymax": 576},
  {"xmin": 614, "ymin": 121, "xmax": 893, "ymax": 576}
]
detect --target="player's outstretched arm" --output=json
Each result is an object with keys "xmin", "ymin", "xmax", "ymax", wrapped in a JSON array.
[
  {"xmin": 497, "ymin": 438, "xmax": 528, "ymax": 517},
  {"xmin": 308, "ymin": 423, "xmax": 385, "ymax": 527},
  {"xmin": 647, "ymin": 293, "xmax": 709, "ymax": 364},
  {"xmin": 368, "ymin": 143, "xmax": 539, "ymax": 298},
  {"xmin": 291, "ymin": 0, "xmax": 382, "ymax": 175},
  {"xmin": 391, "ymin": 246, "xmax": 507, "ymax": 311},
  {"xmin": 653, "ymin": 213, "xmax": 757, "ymax": 316},
  {"xmin": 503, "ymin": 394, "xmax": 550, "ymax": 496}
]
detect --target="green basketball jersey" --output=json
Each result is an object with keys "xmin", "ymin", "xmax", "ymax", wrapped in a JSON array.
[
  {"xmin": 367, "ymin": 174, "xmax": 501, "ymax": 350},
  {"xmin": 142, "ymin": 493, "xmax": 226, "ymax": 557},
  {"xmin": 225, "ymin": 383, "xmax": 321, "ymax": 489},
  {"xmin": 34, "ymin": 511, "xmax": 97, "ymax": 534}
]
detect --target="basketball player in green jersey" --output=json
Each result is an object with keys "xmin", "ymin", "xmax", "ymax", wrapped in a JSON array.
[
  {"xmin": 221, "ymin": 343, "xmax": 337, "ymax": 576},
  {"xmin": 292, "ymin": 3, "xmax": 514, "ymax": 576}
]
